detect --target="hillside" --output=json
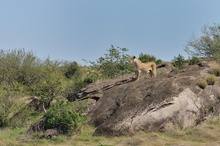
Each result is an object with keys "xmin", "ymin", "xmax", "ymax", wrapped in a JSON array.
[{"xmin": 1, "ymin": 60, "xmax": 220, "ymax": 146}]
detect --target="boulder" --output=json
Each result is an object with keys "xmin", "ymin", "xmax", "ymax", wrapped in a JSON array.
[{"xmin": 76, "ymin": 62, "xmax": 220, "ymax": 136}]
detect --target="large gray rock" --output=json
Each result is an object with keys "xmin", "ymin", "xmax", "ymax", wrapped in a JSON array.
[{"xmin": 76, "ymin": 62, "xmax": 220, "ymax": 136}]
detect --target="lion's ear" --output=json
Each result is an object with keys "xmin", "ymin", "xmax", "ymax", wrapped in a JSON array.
[{"xmin": 133, "ymin": 56, "xmax": 136, "ymax": 59}]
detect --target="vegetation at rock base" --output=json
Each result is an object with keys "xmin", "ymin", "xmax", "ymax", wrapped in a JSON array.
[{"xmin": 44, "ymin": 99, "xmax": 85, "ymax": 134}]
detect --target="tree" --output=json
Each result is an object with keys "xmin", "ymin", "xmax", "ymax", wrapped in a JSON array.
[
  {"xmin": 63, "ymin": 61, "xmax": 79, "ymax": 79},
  {"xmin": 138, "ymin": 53, "xmax": 162, "ymax": 64},
  {"xmin": 185, "ymin": 24, "xmax": 220, "ymax": 61},
  {"xmin": 90, "ymin": 45, "xmax": 132, "ymax": 79},
  {"xmin": 28, "ymin": 59, "xmax": 65, "ymax": 110},
  {"xmin": 172, "ymin": 54, "xmax": 186, "ymax": 70}
]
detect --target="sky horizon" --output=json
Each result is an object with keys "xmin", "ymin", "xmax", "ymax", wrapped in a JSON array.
[{"xmin": 1, "ymin": 0, "xmax": 220, "ymax": 65}]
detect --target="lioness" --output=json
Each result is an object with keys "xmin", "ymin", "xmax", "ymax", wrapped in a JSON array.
[{"xmin": 130, "ymin": 56, "xmax": 156, "ymax": 80}]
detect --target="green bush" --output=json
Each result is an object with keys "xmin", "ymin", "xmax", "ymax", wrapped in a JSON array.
[
  {"xmin": 0, "ymin": 49, "xmax": 71, "ymax": 111},
  {"xmin": 90, "ymin": 45, "xmax": 132, "ymax": 79},
  {"xmin": 138, "ymin": 53, "xmax": 162, "ymax": 64},
  {"xmin": 206, "ymin": 74, "xmax": 218, "ymax": 85},
  {"xmin": 8, "ymin": 106, "xmax": 40, "ymax": 128},
  {"xmin": 27, "ymin": 59, "xmax": 67, "ymax": 110},
  {"xmin": 0, "ymin": 49, "xmax": 40, "ymax": 86},
  {"xmin": 197, "ymin": 78, "xmax": 208, "ymax": 89},
  {"xmin": 44, "ymin": 99, "xmax": 85, "ymax": 134},
  {"xmin": 0, "ymin": 49, "xmax": 89, "ymax": 132},
  {"xmin": 62, "ymin": 61, "xmax": 80, "ymax": 79},
  {"xmin": 188, "ymin": 56, "xmax": 201, "ymax": 65},
  {"xmin": 172, "ymin": 54, "xmax": 186, "ymax": 70},
  {"xmin": 0, "ymin": 85, "xmax": 18, "ymax": 127},
  {"xmin": 83, "ymin": 77, "xmax": 94, "ymax": 84}
]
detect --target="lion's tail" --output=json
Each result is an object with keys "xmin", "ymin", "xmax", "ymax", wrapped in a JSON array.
[{"xmin": 151, "ymin": 62, "xmax": 157, "ymax": 78}]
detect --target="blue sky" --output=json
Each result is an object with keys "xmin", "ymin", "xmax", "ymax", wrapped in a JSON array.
[{"xmin": 1, "ymin": 0, "xmax": 220, "ymax": 65}]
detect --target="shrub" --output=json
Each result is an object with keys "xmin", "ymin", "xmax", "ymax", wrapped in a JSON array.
[
  {"xmin": 185, "ymin": 24, "xmax": 220, "ymax": 61},
  {"xmin": 138, "ymin": 53, "xmax": 162, "ymax": 65},
  {"xmin": 211, "ymin": 66, "xmax": 220, "ymax": 76},
  {"xmin": 206, "ymin": 74, "xmax": 218, "ymax": 85},
  {"xmin": 83, "ymin": 77, "xmax": 94, "ymax": 84},
  {"xmin": 90, "ymin": 45, "xmax": 132, "ymax": 79},
  {"xmin": 188, "ymin": 56, "xmax": 201, "ymax": 65},
  {"xmin": 0, "ymin": 49, "xmax": 40, "ymax": 86},
  {"xmin": 172, "ymin": 54, "xmax": 186, "ymax": 70},
  {"xmin": 63, "ymin": 61, "xmax": 80, "ymax": 79},
  {"xmin": 44, "ymin": 99, "xmax": 85, "ymax": 134},
  {"xmin": 197, "ymin": 78, "xmax": 208, "ymax": 89},
  {"xmin": 8, "ymin": 106, "xmax": 40, "ymax": 128},
  {"xmin": 0, "ymin": 85, "xmax": 17, "ymax": 127},
  {"xmin": 28, "ymin": 59, "xmax": 66, "ymax": 110}
]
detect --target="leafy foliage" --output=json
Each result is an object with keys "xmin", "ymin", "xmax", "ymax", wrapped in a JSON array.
[
  {"xmin": 90, "ymin": 45, "xmax": 133, "ymax": 79},
  {"xmin": 185, "ymin": 24, "xmax": 220, "ymax": 61},
  {"xmin": 27, "ymin": 59, "xmax": 66, "ymax": 109},
  {"xmin": 44, "ymin": 99, "xmax": 85, "ymax": 134},
  {"xmin": 0, "ymin": 49, "xmax": 39, "ymax": 88},
  {"xmin": 63, "ymin": 61, "xmax": 80, "ymax": 79},
  {"xmin": 138, "ymin": 53, "xmax": 162, "ymax": 64},
  {"xmin": 0, "ymin": 49, "xmax": 71, "ymax": 111},
  {"xmin": 0, "ymin": 84, "xmax": 18, "ymax": 127},
  {"xmin": 172, "ymin": 54, "xmax": 186, "ymax": 69},
  {"xmin": 188, "ymin": 56, "xmax": 202, "ymax": 65}
]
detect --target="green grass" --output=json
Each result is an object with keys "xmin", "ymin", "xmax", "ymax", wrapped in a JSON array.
[
  {"xmin": 71, "ymin": 126, "xmax": 112, "ymax": 146},
  {"xmin": 1, "ymin": 119, "xmax": 220, "ymax": 146},
  {"xmin": 0, "ymin": 127, "xmax": 27, "ymax": 146}
]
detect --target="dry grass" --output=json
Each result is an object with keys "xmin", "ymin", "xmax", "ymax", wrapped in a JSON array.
[
  {"xmin": 211, "ymin": 66, "xmax": 220, "ymax": 76},
  {"xmin": 197, "ymin": 78, "xmax": 208, "ymax": 89},
  {"xmin": 206, "ymin": 74, "xmax": 218, "ymax": 85}
]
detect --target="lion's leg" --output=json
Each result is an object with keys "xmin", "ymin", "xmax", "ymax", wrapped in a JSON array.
[
  {"xmin": 152, "ymin": 64, "xmax": 157, "ymax": 78},
  {"xmin": 151, "ymin": 71, "xmax": 156, "ymax": 78},
  {"xmin": 135, "ymin": 70, "xmax": 138, "ymax": 80},
  {"xmin": 137, "ymin": 70, "xmax": 141, "ymax": 80},
  {"xmin": 153, "ymin": 70, "xmax": 156, "ymax": 78},
  {"xmin": 149, "ymin": 70, "xmax": 153, "ymax": 78}
]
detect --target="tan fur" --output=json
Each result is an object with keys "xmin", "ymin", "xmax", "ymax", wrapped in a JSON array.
[{"xmin": 130, "ymin": 56, "xmax": 156, "ymax": 80}]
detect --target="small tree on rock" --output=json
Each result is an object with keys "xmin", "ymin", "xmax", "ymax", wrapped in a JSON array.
[{"xmin": 185, "ymin": 24, "xmax": 220, "ymax": 61}]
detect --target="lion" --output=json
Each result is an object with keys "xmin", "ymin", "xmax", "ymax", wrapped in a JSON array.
[{"xmin": 130, "ymin": 56, "xmax": 157, "ymax": 80}]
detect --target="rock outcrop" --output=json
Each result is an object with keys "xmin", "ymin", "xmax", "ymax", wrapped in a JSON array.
[{"xmin": 76, "ymin": 61, "xmax": 220, "ymax": 136}]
